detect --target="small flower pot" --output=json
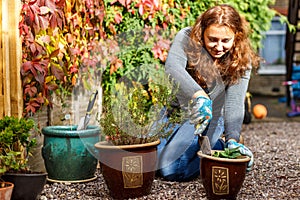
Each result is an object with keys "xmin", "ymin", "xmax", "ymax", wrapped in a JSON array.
[
  {"xmin": 0, "ymin": 182, "xmax": 14, "ymax": 200},
  {"xmin": 197, "ymin": 151, "xmax": 250, "ymax": 200},
  {"xmin": 95, "ymin": 139, "xmax": 160, "ymax": 199}
]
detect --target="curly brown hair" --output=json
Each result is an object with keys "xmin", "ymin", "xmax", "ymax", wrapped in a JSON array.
[{"xmin": 186, "ymin": 4, "xmax": 261, "ymax": 87}]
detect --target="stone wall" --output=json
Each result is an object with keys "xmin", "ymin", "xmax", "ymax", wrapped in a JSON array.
[{"xmin": 248, "ymin": 73, "xmax": 286, "ymax": 96}]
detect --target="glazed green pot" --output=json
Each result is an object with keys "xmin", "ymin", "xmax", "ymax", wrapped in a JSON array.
[{"xmin": 42, "ymin": 125, "xmax": 100, "ymax": 182}]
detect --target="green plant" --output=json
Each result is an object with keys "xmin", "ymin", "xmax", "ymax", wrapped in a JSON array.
[
  {"xmin": 100, "ymin": 64, "xmax": 182, "ymax": 145},
  {"xmin": 212, "ymin": 147, "xmax": 242, "ymax": 159},
  {"xmin": 0, "ymin": 116, "xmax": 37, "ymax": 176}
]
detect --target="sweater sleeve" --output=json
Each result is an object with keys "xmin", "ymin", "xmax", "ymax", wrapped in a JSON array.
[
  {"xmin": 165, "ymin": 27, "xmax": 204, "ymax": 107},
  {"xmin": 223, "ymin": 69, "xmax": 251, "ymax": 142}
]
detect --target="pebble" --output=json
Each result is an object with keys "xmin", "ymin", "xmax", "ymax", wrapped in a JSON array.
[{"xmin": 38, "ymin": 122, "xmax": 300, "ymax": 199}]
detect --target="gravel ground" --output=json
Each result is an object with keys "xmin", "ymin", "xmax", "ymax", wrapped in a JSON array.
[{"xmin": 39, "ymin": 121, "xmax": 300, "ymax": 200}]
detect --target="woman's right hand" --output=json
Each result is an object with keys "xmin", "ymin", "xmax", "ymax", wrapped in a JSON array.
[{"xmin": 189, "ymin": 91, "xmax": 212, "ymax": 135}]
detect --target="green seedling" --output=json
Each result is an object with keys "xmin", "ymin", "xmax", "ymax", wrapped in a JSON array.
[{"xmin": 213, "ymin": 147, "xmax": 242, "ymax": 159}]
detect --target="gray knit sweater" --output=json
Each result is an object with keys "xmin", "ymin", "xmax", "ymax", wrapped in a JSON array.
[{"xmin": 165, "ymin": 27, "xmax": 251, "ymax": 142}]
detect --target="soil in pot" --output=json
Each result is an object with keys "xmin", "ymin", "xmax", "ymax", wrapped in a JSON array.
[
  {"xmin": 197, "ymin": 151, "xmax": 250, "ymax": 200},
  {"xmin": 2, "ymin": 172, "xmax": 47, "ymax": 200},
  {"xmin": 95, "ymin": 139, "xmax": 160, "ymax": 199},
  {"xmin": 0, "ymin": 182, "xmax": 14, "ymax": 200}
]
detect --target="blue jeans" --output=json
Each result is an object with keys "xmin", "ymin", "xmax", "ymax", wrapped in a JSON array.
[{"xmin": 157, "ymin": 117, "xmax": 225, "ymax": 182}]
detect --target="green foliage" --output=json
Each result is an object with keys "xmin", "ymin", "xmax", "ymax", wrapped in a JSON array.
[
  {"xmin": 220, "ymin": 0, "xmax": 276, "ymax": 50},
  {"xmin": 19, "ymin": 0, "xmax": 278, "ymax": 116},
  {"xmin": 212, "ymin": 147, "xmax": 242, "ymax": 159},
  {"xmin": 100, "ymin": 64, "xmax": 181, "ymax": 145},
  {"xmin": 0, "ymin": 116, "xmax": 37, "ymax": 175}
]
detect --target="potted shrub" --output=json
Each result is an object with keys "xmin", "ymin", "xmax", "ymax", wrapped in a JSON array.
[
  {"xmin": 197, "ymin": 148, "xmax": 250, "ymax": 200},
  {"xmin": 95, "ymin": 65, "xmax": 180, "ymax": 199},
  {"xmin": 0, "ymin": 116, "xmax": 47, "ymax": 200}
]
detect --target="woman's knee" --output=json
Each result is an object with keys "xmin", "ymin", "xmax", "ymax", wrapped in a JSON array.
[
  {"xmin": 157, "ymin": 167, "xmax": 185, "ymax": 181},
  {"xmin": 157, "ymin": 167, "xmax": 199, "ymax": 182}
]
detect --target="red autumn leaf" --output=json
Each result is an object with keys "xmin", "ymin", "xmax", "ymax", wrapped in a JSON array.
[
  {"xmin": 71, "ymin": 76, "xmax": 77, "ymax": 86},
  {"xmin": 69, "ymin": 64, "xmax": 79, "ymax": 74},
  {"xmin": 40, "ymin": 6, "xmax": 50, "ymax": 15},
  {"xmin": 111, "ymin": 0, "xmax": 132, "ymax": 8},
  {"xmin": 55, "ymin": 0, "xmax": 65, "ymax": 7},
  {"xmin": 25, "ymin": 98, "xmax": 42, "ymax": 114},
  {"xmin": 24, "ymin": 84, "xmax": 37, "ymax": 97},
  {"xmin": 35, "ymin": 73, "xmax": 45, "ymax": 85},
  {"xmin": 38, "ymin": 14, "xmax": 50, "ymax": 30},
  {"xmin": 21, "ymin": 61, "xmax": 34, "ymax": 74},
  {"xmin": 46, "ymin": 81, "xmax": 59, "ymax": 91},
  {"xmin": 33, "ymin": 61, "xmax": 47, "ymax": 75},
  {"xmin": 114, "ymin": 13, "xmax": 123, "ymax": 24},
  {"xmin": 35, "ymin": 95, "xmax": 45, "ymax": 104},
  {"xmin": 49, "ymin": 14, "xmax": 58, "ymax": 29},
  {"xmin": 152, "ymin": 43, "xmax": 162, "ymax": 59},
  {"xmin": 29, "ymin": 43, "xmax": 37, "ymax": 55},
  {"xmin": 50, "ymin": 48, "xmax": 60, "ymax": 58},
  {"xmin": 50, "ymin": 63, "xmax": 65, "ymax": 81},
  {"xmin": 39, "ymin": 35, "xmax": 51, "ymax": 44},
  {"xmin": 69, "ymin": 47, "xmax": 81, "ymax": 56},
  {"xmin": 25, "ymin": 103, "xmax": 37, "ymax": 114},
  {"xmin": 110, "ymin": 58, "xmax": 123, "ymax": 75}
]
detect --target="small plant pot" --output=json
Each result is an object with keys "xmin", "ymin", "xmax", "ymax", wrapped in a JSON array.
[
  {"xmin": 0, "ymin": 182, "xmax": 14, "ymax": 200},
  {"xmin": 95, "ymin": 139, "xmax": 160, "ymax": 199},
  {"xmin": 197, "ymin": 151, "xmax": 250, "ymax": 200},
  {"xmin": 2, "ymin": 172, "xmax": 47, "ymax": 200},
  {"xmin": 42, "ymin": 125, "xmax": 100, "ymax": 182}
]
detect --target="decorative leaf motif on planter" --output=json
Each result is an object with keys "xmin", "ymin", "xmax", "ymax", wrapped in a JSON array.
[
  {"xmin": 122, "ymin": 156, "xmax": 143, "ymax": 188},
  {"xmin": 212, "ymin": 166, "xmax": 229, "ymax": 195}
]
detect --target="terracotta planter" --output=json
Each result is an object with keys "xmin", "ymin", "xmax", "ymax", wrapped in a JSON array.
[
  {"xmin": 95, "ymin": 139, "xmax": 160, "ymax": 199},
  {"xmin": 197, "ymin": 151, "xmax": 250, "ymax": 200},
  {"xmin": 0, "ymin": 182, "xmax": 14, "ymax": 200},
  {"xmin": 2, "ymin": 172, "xmax": 47, "ymax": 200}
]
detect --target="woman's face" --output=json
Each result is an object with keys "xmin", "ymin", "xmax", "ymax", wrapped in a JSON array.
[{"xmin": 203, "ymin": 24, "xmax": 235, "ymax": 59}]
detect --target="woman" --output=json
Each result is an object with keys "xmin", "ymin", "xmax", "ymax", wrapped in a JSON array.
[{"xmin": 157, "ymin": 4, "xmax": 260, "ymax": 182}]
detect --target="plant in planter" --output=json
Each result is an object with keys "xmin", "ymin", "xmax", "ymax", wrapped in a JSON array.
[
  {"xmin": 0, "ymin": 116, "xmax": 47, "ymax": 200},
  {"xmin": 95, "ymin": 65, "xmax": 181, "ymax": 199},
  {"xmin": 197, "ymin": 148, "xmax": 250, "ymax": 200}
]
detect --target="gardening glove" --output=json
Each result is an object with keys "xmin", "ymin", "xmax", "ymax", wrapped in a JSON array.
[
  {"xmin": 226, "ymin": 140, "xmax": 254, "ymax": 171},
  {"xmin": 188, "ymin": 93, "xmax": 212, "ymax": 135}
]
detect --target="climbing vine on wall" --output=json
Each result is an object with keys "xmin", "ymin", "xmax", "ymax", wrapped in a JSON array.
[{"xmin": 19, "ymin": 0, "xmax": 277, "ymax": 116}]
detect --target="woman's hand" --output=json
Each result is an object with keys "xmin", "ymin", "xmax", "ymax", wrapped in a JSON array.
[
  {"xmin": 189, "ymin": 91, "xmax": 212, "ymax": 135},
  {"xmin": 226, "ymin": 140, "xmax": 254, "ymax": 171}
]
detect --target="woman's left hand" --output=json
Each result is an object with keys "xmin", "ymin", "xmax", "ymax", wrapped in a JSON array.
[{"xmin": 226, "ymin": 140, "xmax": 254, "ymax": 171}]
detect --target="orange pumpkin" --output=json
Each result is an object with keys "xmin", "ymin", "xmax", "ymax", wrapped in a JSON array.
[{"xmin": 252, "ymin": 104, "xmax": 267, "ymax": 119}]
